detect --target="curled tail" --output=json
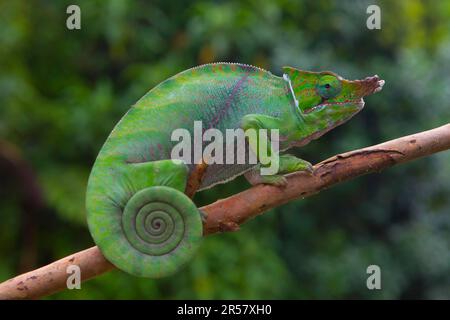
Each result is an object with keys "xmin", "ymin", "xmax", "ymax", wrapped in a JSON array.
[{"xmin": 86, "ymin": 159, "xmax": 203, "ymax": 278}]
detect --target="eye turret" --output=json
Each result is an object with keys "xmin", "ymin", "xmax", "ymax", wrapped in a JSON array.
[{"xmin": 317, "ymin": 75, "xmax": 342, "ymax": 99}]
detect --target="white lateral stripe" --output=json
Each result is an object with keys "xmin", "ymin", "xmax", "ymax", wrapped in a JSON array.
[{"xmin": 283, "ymin": 73, "xmax": 299, "ymax": 108}]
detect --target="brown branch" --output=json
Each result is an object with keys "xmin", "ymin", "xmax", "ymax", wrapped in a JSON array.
[
  {"xmin": 0, "ymin": 123, "xmax": 449, "ymax": 299},
  {"xmin": 185, "ymin": 160, "xmax": 208, "ymax": 198}
]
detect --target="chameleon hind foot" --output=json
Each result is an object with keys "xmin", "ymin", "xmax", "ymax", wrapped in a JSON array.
[{"xmin": 198, "ymin": 209, "xmax": 208, "ymax": 223}]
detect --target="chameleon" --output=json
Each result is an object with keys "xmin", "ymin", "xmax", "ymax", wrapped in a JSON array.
[{"xmin": 86, "ymin": 62, "xmax": 384, "ymax": 278}]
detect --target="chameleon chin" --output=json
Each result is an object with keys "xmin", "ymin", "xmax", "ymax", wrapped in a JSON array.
[{"xmin": 85, "ymin": 63, "xmax": 384, "ymax": 278}]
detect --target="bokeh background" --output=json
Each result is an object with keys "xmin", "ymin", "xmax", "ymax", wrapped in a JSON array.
[{"xmin": 1, "ymin": 0, "xmax": 449, "ymax": 299}]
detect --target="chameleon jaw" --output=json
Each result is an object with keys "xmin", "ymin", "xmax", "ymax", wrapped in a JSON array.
[{"xmin": 304, "ymin": 98, "xmax": 365, "ymax": 114}]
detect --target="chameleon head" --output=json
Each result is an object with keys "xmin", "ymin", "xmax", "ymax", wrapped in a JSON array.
[{"xmin": 283, "ymin": 67, "xmax": 384, "ymax": 134}]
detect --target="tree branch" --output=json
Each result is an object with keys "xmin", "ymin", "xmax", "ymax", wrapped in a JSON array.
[{"xmin": 1, "ymin": 123, "xmax": 449, "ymax": 299}]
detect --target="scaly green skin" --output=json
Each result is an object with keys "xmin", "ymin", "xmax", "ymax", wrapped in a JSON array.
[{"xmin": 86, "ymin": 63, "xmax": 384, "ymax": 278}]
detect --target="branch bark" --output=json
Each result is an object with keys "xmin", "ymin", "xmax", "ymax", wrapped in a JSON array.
[{"xmin": 1, "ymin": 123, "xmax": 449, "ymax": 299}]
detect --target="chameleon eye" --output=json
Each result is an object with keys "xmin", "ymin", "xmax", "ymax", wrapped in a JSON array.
[{"xmin": 317, "ymin": 75, "xmax": 342, "ymax": 99}]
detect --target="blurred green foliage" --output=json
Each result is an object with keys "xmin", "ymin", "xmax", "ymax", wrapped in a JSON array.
[{"xmin": 0, "ymin": 0, "xmax": 449, "ymax": 299}]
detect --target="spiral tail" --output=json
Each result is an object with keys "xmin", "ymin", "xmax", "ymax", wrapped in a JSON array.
[{"xmin": 93, "ymin": 186, "xmax": 203, "ymax": 278}]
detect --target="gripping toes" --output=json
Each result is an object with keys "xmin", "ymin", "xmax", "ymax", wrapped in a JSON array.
[
  {"xmin": 245, "ymin": 169, "xmax": 288, "ymax": 187},
  {"xmin": 245, "ymin": 154, "xmax": 313, "ymax": 188},
  {"xmin": 278, "ymin": 154, "xmax": 314, "ymax": 174}
]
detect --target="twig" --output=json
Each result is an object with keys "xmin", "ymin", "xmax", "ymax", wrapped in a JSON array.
[{"xmin": 0, "ymin": 123, "xmax": 449, "ymax": 299}]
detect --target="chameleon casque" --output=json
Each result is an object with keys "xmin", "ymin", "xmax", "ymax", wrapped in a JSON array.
[{"xmin": 86, "ymin": 62, "xmax": 384, "ymax": 278}]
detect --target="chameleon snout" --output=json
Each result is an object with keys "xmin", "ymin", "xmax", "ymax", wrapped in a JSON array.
[
  {"xmin": 360, "ymin": 75, "xmax": 385, "ymax": 95},
  {"xmin": 341, "ymin": 75, "xmax": 385, "ymax": 100}
]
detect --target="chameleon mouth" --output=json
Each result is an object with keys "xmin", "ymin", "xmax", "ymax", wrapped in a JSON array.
[{"xmin": 304, "ymin": 98, "xmax": 364, "ymax": 114}]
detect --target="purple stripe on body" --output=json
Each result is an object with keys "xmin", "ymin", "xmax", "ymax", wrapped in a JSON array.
[{"xmin": 209, "ymin": 73, "xmax": 249, "ymax": 128}]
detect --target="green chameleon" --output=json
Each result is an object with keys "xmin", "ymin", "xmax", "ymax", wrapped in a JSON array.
[{"xmin": 86, "ymin": 62, "xmax": 384, "ymax": 278}]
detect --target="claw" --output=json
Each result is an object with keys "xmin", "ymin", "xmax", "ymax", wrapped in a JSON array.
[
  {"xmin": 198, "ymin": 209, "xmax": 208, "ymax": 223},
  {"xmin": 293, "ymin": 159, "xmax": 314, "ymax": 174},
  {"xmin": 306, "ymin": 163, "xmax": 314, "ymax": 175}
]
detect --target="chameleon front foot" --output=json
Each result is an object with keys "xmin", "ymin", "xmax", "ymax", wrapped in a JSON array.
[
  {"xmin": 245, "ymin": 154, "xmax": 313, "ymax": 187},
  {"xmin": 278, "ymin": 154, "xmax": 314, "ymax": 175}
]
